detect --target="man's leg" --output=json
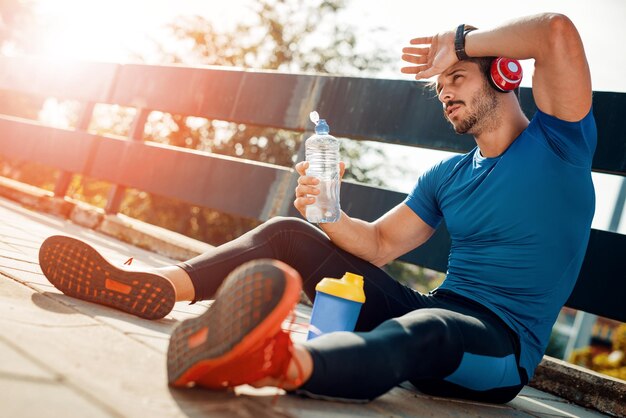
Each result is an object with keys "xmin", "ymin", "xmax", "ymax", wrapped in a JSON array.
[
  {"xmin": 285, "ymin": 292, "xmax": 525, "ymax": 403},
  {"xmin": 39, "ymin": 235, "xmax": 177, "ymax": 320},
  {"xmin": 169, "ymin": 261, "xmax": 524, "ymax": 404},
  {"xmin": 167, "ymin": 258, "xmax": 307, "ymax": 387},
  {"xmin": 39, "ymin": 216, "xmax": 427, "ymax": 323},
  {"xmin": 174, "ymin": 216, "xmax": 433, "ymax": 330}
]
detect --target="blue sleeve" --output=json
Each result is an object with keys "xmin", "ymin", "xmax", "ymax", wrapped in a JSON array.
[
  {"xmin": 403, "ymin": 159, "xmax": 449, "ymax": 229},
  {"xmin": 534, "ymin": 107, "xmax": 597, "ymax": 167}
]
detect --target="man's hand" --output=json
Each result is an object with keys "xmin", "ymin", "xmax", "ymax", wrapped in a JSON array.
[
  {"xmin": 293, "ymin": 161, "xmax": 346, "ymax": 219},
  {"xmin": 400, "ymin": 30, "xmax": 457, "ymax": 80}
]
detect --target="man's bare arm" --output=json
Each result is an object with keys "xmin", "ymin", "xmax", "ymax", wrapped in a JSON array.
[
  {"xmin": 464, "ymin": 13, "xmax": 591, "ymax": 121},
  {"xmin": 294, "ymin": 161, "xmax": 434, "ymax": 266},
  {"xmin": 401, "ymin": 13, "xmax": 592, "ymax": 121},
  {"xmin": 319, "ymin": 204, "xmax": 435, "ymax": 267}
]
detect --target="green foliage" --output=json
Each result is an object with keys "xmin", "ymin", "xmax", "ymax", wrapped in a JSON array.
[
  {"xmin": 107, "ymin": 0, "xmax": 396, "ymax": 247},
  {"xmin": 383, "ymin": 260, "xmax": 445, "ymax": 294},
  {"xmin": 154, "ymin": 0, "xmax": 390, "ymax": 75}
]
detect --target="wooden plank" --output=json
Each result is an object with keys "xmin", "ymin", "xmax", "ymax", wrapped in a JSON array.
[
  {"xmin": 110, "ymin": 63, "xmax": 244, "ymax": 120},
  {"xmin": 1, "ymin": 58, "xmax": 623, "ymax": 174},
  {"xmin": 109, "ymin": 64, "xmax": 626, "ymax": 175},
  {"xmin": 111, "ymin": 64, "xmax": 318, "ymax": 131},
  {"xmin": 87, "ymin": 137, "xmax": 293, "ymax": 220},
  {"xmin": 0, "ymin": 116, "xmax": 95, "ymax": 173},
  {"xmin": 316, "ymin": 75, "xmax": 476, "ymax": 152},
  {"xmin": 566, "ymin": 229, "xmax": 626, "ymax": 322},
  {"xmin": 589, "ymin": 91, "xmax": 626, "ymax": 175},
  {"xmin": 232, "ymin": 71, "xmax": 317, "ymax": 130},
  {"xmin": 0, "ymin": 56, "xmax": 118, "ymax": 103}
]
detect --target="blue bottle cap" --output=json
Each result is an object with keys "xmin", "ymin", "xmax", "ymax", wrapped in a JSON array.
[{"xmin": 315, "ymin": 119, "xmax": 330, "ymax": 135}]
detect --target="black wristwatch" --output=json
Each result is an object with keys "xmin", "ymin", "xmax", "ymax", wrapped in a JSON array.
[{"xmin": 454, "ymin": 24, "xmax": 477, "ymax": 61}]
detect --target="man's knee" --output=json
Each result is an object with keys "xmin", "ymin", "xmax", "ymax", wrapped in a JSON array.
[
  {"xmin": 260, "ymin": 216, "xmax": 317, "ymax": 235},
  {"xmin": 394, "ymin": 310, "xmax": 460, "ymax": 352}
]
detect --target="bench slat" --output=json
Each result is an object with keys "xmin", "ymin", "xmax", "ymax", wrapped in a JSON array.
[
  {"xmin": 87, "ymin": 137, "xmax": 292, "ymax": 221},
  {"xmin": 1, "ymin": 58, "xmax": 624, "ymax": 174},
  {"xmin": 566, "ymin": 229, "xmax": 626, "ymax": 322},
  {"xmin": 0, "ymin": 57, "xmax": 118, "ymax": 103},
  {"xmin": 0, "ymin": 116, "xmax": 95, "ymax": 173}
]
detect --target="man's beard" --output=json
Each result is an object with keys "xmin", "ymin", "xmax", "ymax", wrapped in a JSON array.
[{"xmin": 449, "ymin": 85, "xmax": 499, "ymax": 135}]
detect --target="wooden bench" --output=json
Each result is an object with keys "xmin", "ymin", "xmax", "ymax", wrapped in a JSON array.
[{"xmin": 0, "ymin": 55, "xmax": 624, "ymax": 413}]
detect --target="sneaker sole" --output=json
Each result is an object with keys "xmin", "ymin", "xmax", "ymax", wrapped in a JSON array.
[
  {"xmin": 39, "ymin": 235, "xmax": 175, "ymax": 320},
  {"xmin": 167, "ymin": 259, "xmax": 301, "ymax": 387}
]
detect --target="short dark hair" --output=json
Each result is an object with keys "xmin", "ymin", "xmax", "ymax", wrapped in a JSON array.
[{"xmin": 466, "ymin": 56, "xmax": 496, "ymax": 82}]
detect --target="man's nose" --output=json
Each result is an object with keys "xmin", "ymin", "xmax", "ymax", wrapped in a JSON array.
[{"xmin": 439, "ymin": 86, "xmax": 453, "ymax": 103}]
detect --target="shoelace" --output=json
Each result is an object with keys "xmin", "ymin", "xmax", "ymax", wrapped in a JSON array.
[{"xmin": 124, "ymin": 257, "xmax": 133, "ymax": 266}]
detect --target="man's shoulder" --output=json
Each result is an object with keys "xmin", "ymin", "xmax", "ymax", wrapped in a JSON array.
[
  {"xmin": 522, "ymin": 107, "xmax": 596, "ymax": 165},
  {"xmin": 423, "ymin": 151, "xmax": 471, "ymax": 180},
  {"xmin": 430, "ymin": 152, "xmax": 468, "ymax": 172}
]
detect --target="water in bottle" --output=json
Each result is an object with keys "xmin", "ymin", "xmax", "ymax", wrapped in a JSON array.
[
  {"xmin": 307, "ymin": 272, "xmax": 366, "ymax": 340},
  {"xmin": 305, "ymin": 111, "xmax": 341, "ymax": 223}
]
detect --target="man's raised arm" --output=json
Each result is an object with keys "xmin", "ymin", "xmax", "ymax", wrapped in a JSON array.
[
  {"xmin": 402, "ymin": 13, "xmax": 592, "ymax": 121},
  {"xmin": 464, "ymin": 13, "xmax": 591, "ymax": 121}
]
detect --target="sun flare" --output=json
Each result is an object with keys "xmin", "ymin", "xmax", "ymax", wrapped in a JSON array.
[{"xmin": 32, "ymin": 0, "xmax": 164, "ymax": 62}]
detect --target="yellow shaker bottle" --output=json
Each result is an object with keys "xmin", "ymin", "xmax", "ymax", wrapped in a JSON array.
[{"xmin": 307, "ymin": 272, "xmax": 366, "ymax": 340}]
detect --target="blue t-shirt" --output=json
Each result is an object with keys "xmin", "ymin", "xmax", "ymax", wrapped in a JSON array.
[{"xmin": 404, "ymin": 108, "xmax": 597, "ymax": 379}]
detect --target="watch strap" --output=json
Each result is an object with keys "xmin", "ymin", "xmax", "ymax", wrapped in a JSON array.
[{"xmin": 454, "ymin": 24, "xmax": 477, "ymax": 61}]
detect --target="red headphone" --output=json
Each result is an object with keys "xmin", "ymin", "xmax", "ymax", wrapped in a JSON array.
[{"xmin": 489, "ymin": 57, "xmax": 523, "ymax": 92}]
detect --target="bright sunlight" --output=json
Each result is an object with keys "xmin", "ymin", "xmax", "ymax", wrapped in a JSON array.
[{"xmin": 31, "ymin": 0, "xmax": 245, "ymax": 62}]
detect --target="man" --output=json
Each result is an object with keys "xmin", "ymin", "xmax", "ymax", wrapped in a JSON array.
[{"xmin": 39, "ymin": 13, "xmax": 595, "ymax": 403}]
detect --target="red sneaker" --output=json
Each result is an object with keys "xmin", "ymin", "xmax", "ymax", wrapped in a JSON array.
[
  {"xmin": 38, "ymin": 235, "xmax": 175, "ymax": 320},
  {"xmin": 167, "ymin": 259, "xmax": 302, "ymax": 389}
]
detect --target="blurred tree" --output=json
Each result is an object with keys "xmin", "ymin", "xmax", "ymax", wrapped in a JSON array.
[
  {"xmin": 0, "ymin": 0, "xmax": 36, "ymax": 50},
  {"xmin": 139, "ymin": 0, "xmax": 392, "ymax": 181},
  {"xmin": 99, "ymin": 0, "xmax": 395, "ymax": 244},
  {"xmin": 156, "ymin": 0, "xmax": 390, "ymax": 75}
]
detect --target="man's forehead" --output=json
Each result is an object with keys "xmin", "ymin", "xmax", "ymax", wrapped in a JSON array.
[{"xmin": 436, "ymin": 61, "xmax": 477, "ymax": 86}]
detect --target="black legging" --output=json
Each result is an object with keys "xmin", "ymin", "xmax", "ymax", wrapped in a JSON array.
[{"xmin": 178, "ymin": 216, "xmax": 527, "ymax": 403}]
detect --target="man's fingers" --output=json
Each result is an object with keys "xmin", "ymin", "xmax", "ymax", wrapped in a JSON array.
[
  {"xmin": 295, "ymin": 184, "xmax": 319, "ymax": 197},
  {"xmin": 295, "ymin": 161, "xmax": 308, "ymax": 175},
  {"xmin": 297, "ymin": 175, "xmax": 319, "ymax": 186},
  {"xmin": 293, "ymin": 196, "xmax": 315, "ymax": 215},
  {"xmin": 402, "ymin": 46, "xmax": 429, "ymax": 55},
  {"xmin": 409, "ymin": 36, "xmax": 433, "ymax": 45},
  {"xmin": 401, "ymin": 54, "xmax": 428, "ymax": 65},
  {"xmin": 414, "ymin": 67, "xmax": 438, "ymax": 80},
  {"xmin": 400, "ymin": 65, "xmax": 429, "ymax": 74}
]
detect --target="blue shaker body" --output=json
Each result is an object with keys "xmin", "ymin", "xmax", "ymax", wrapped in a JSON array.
[{"xmin": 307, "ymin": 291, "xmax": 363, "ymax": 340}]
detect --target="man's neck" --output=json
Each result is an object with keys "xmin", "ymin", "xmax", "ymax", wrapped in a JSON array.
[{"xmin": 474, "ymin": 101, "xmax": 529, "ymax": 158}]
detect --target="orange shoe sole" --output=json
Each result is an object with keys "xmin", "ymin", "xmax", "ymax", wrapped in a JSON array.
[
  {"xmin": 39, "ymin": 235, "xmax": 175, "ymax": 320},
  {"xmin": 167, "ymin": 259, "xmax": 302, "ymax": 388}
]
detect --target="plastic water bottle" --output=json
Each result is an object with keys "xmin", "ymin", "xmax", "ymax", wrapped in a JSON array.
[
  {"xmin": 307, "ymin": 272, "xmax": 366, "ymax": 340},
  {"xmin": 305, "ymin": 111, "xmax": 341, "ymax": 223}
]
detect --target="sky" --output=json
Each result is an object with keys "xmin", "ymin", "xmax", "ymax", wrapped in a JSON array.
[
  {"xmin": 30, "ymin": 0, "xmax": 626, "ymax": 92},
  {"xmin": 25, "ymin": 0, "xmax": 626, "ymax": 233}
]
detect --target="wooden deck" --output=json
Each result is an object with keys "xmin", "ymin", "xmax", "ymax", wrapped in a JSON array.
[{"xmin": 0, "ymin": 196, "xmax": 609, "ymax": 418}]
